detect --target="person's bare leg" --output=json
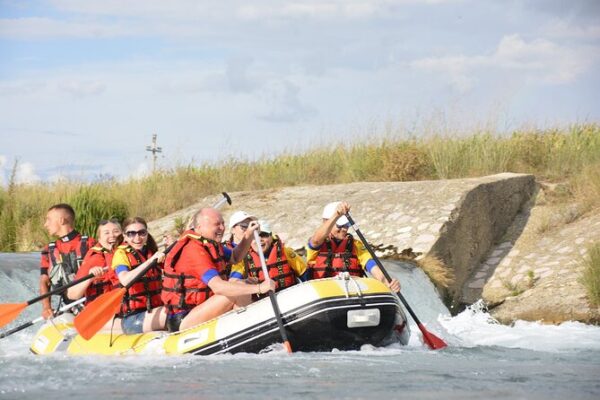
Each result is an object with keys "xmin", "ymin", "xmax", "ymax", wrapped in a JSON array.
[
  {"xmin": 179, "ymin": 295, "xmax": 234, "ymax": 331},
  {"xmin": 143, "ymin": 306, "xmax": 167, "ymax": 332},
  {"xmin": 233, "ymin": 294, "xmax": 253, "ymax": 308}
]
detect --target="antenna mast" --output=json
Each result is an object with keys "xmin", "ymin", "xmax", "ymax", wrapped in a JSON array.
[{"xmin": 145, "ymin": 133, "xmax": 162, "ymax": 172}]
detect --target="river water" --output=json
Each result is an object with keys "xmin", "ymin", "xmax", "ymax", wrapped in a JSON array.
[{"xmin": 1, "ymin": 252, "xmax": 599, "ymax": 400}]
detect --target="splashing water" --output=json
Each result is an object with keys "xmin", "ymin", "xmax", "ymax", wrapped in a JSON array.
[{"xmin": 1, "ymin": 254, "xmax": 599, "ymax": 400}]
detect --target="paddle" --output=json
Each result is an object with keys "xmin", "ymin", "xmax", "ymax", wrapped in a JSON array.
[
  {"xmin": 74, "ymin": 191, "xmax": 233, "ymax": 340},
  {"xmin": 253, "ymin": 230, "xmax": 293, "ymax": 353},
  {"xmin": 0, "ymin": 296, "xmax": 87, "ymax": 340},
  {"xmin": 345, "ymin": 212, "xmax": 448, "ymax": 350},
  {"xmin": 0, "ymin": 271, "xmax": 99, "ymax": 329}
]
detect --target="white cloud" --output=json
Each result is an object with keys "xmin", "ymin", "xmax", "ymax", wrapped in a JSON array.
[
  {"xmin": 58, "ymin": 79, "xmax": 106, "ymax": 97},
  {"xmin": 15, "ymin": 161, "xmax": 41, "ymax": 185},
  {"xmin": 411, "ymin": 34, "xmax": 595, "ymax": 92},
  {"xmin": 258, "ymin": 80, "xmax": 317, "ymax": 122},
  {"xmin": 541, "ymin": 19, "xmax": 600, "ymax": 40},
  {"xmin": 0, "ymin": 17, "xmax": 141, "ymax": 39},
  {"xmin": 0, "ymin": 80, "xmax": 47, "ymax": 96}
]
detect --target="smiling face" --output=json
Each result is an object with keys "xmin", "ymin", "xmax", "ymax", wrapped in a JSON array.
[
  {"xmin": 231, "ymin": 217, "xmax": 253, "ymax": 243},
  {"xmin": 123, "ymin": 222, "xmax": 148, "ymax": 250},
  {"xmin": 330, "ymin": 221, "xmax": 350, "ymax": 241},
  {"xmin": 98, "ymin": 221, "xmax": 122, "ymax": 250},
  {"xmin": 196, "ymin": 208, "xmax": 225, "ymax": 242}
]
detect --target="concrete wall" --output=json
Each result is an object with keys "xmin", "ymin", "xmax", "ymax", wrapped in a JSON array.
[{"xmin": 149, "ymin": 173, "xmax": 538, "ymax": 315}]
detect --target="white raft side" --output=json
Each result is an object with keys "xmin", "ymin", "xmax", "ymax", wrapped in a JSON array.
[
  {"xmin": 215, "ymin": 280, "xmax": 321, "ymax": 338},
  {"xmin": 169, "ymin": 279, "xmax": 322, "ymax": 354},
  {"xmin": 212, "ymin": 277, "xmax": 382, "ymax": 342},
  {"xmin": 171, "ymin": 277, "xmax": 389, "ymax": 354}
]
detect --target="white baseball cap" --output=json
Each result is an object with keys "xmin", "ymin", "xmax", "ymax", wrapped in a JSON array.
[
  {"xmin": 229, "ymin": 211, "xmax": 254, "ymax": 229},
  {"xmin": 258, "ymin": 219, "xmax": 272, "ymax": 234},
  {"xmin": 322, "ymin": 201, "xmax": 349, "ymax": 226}
]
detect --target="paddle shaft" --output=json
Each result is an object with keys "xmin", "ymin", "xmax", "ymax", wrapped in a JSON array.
[
  {"xmin": 345, "ymin": 212, "xmax": 447, "ymax": 349},
  {"xmin": 27, "ymin": 272, "xmax": 95, "ymax": 306},
  {"xmin": 0, "ymin": 296, "xmax": 86, "ymax": 339},
  {"xmin": 253, "ymin": 230, "xmax": 292, "ymax": 352}
]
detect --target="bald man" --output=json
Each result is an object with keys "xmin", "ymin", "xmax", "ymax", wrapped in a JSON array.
[{"xmin": 161, "ymin": 208, "xmax": 276, "ymax": 332}]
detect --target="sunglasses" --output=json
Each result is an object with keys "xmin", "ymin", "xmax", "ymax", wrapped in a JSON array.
[
  {"xmin": 236, "ymin": 223, "xmax": 249, "ymax": 230},
  {"xmin": 259, "ymin": 232, "xmax": 271, "ymax": 238},
  {"xmin": 125, "ymin": 229, "xmax": 148, "ymax": 238},
  {"xmin": 336, "ymin": 222, "xmax": 351, "ymax": 229}
]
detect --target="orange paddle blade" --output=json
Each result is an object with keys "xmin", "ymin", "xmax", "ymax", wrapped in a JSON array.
[
  {"xmin": 0, "ymin": 303, "xmax": 27, "ymax": 328},
  {"xmin": 74, "ymin": 288, "xmax": 125, "ymax": 340},
  {"xmin": 283, "ymin": 341, "xmax": 293, "ymax": 354},
  {"xmin": 418, "ymin": 324, "xmax": 447, "ymax": 350}
]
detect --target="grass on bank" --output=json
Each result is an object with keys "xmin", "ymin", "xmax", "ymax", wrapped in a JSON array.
[
  {"xmin": 1, "ymin": 123, "xmax": 600, "ymax": 251},
  {"xmin": 580, "ymin": 242, "xmax": 600, "ymax": 307}
]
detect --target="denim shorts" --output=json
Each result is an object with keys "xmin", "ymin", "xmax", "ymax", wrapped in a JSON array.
[
  {"xmin": 122, "ymin": 311, "xmax": 146, "ymax": 335},
  {"xmin": 166, "ymin": 311, "xmax": 189, "ymax": 333}
]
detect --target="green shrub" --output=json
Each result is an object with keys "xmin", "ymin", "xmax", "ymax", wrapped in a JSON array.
[{"xmin": 68, "ymin": 185, "xmax": 128, "ymax": 237}]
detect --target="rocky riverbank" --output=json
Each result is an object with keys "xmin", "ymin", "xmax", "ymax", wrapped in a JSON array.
[{"xmin": 148, "ymin": 173, "xmax": 600, "ymax": 325}]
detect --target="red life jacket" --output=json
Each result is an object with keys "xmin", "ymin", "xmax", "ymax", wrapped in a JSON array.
[
  {"xmin": 46, "ymin": 232, "xmax": 91, "ymax": 291},
  {"xmin": 244, "ymin": 237, "xmax": 296, "ymax": 296},
  {"xmin": 117, "ymin": 244, "xmax": 163, "ymax": 317},
  {"xmin": 83, "ymin": 245, "xmax": 119, "ymax": 304},
  {"xmin": 310, "ymin": 233, "xmax": 364, "ymax": 279},
  {"xmin": 161, "ymin": 231, "xmax": 230, "ymax": 314}
]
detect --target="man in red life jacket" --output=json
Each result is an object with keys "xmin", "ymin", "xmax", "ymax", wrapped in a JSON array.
[
  {"xmin": 230, "ymin": 220, "xmax": 308, "ymax": 301},
  {"xmin": 306, "ymin": 201, "xmax": 400, "ymax": 292},
  {"xmin": 161, "ymin": 207, "xmax": 276, "ymax": 332},
  {"xmin": 39, "ymin": 203, "xmax": 96, "ymax": 319}
]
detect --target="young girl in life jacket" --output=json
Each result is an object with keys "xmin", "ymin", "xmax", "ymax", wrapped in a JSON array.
[
  {"xmin": 67, "ymin": 219, "xmax": 123, "ymax": 305},
  {"xmin": 111, "ymin": 217, "xmax": 167, "ymax": 334}
]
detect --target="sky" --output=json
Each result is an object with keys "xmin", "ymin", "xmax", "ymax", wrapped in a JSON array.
[{"xmin": 1, "ymin": 0, "xmax": 599, "ymax": 185}]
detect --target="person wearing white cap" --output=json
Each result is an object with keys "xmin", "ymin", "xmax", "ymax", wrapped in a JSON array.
[
  {"xmin": 230, "ymin": 219, "xmax": 308, "ymax": 301},
  {"xmin": 161, "ymin": 208, "xmax": 276, "ymax": 332},
  {"xmin": 306, "ymin": 201, "xmax": 400, "ymax": 292},
  {"xmin": 224, "ymin": 210, "xmax": 256, "ymax": 249}
]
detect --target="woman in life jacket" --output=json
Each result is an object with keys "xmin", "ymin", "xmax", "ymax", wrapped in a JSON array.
[
  {"xmin": 111, "ymin": 217, "xmax": 167, "ymax": 334},
  {"xmin": 223, "ymin": 210, "xmax": 255, "ymax": 249},
  {"xmin": 229, "ymin": 220, "xmax": 308, "ymax": 302},
  {"xmin": 67, "ymin": 219, "xmax": 123, "ymax": 306},
  {"xmin": 306, "ymin": 201, "xmax": 401, "ymax": 293}
]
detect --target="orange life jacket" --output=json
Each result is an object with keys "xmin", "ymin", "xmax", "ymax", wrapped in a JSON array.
[
  {"xmin": 161, "ymin": 231, "xmax": 230, "ymax": 314},
  {"xmin": 118, "ymin": 244, "xmax": 163, "ymax": 317},
  {"xmin": 83, "ymin": 245, "xmax": 118, "ymax": 304},
  {"xmin": 310, "ymin": 233, "xmax": 363, "ymax": 279},
  {"xmin": 243, "ymin": 237, "xmax": 296, "ymax": 296}
]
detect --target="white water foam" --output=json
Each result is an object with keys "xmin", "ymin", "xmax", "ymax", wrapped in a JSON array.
[
  {"xmin": 387, "ymin": 260, "xmax": 600, "ymax": 352},
  {"xmin": 439, "ymin": 300, "xmax": 600, "ymax": 352}
]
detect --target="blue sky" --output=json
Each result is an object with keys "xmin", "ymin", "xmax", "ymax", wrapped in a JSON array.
[{"xmin": 1, "ymin": 0, "xmax": 599, "ymax": 185}]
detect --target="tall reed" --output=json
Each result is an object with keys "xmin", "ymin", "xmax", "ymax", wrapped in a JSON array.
[{"xmin": 1, "ymin": 123, "xmax": 599, "ymax": 251}]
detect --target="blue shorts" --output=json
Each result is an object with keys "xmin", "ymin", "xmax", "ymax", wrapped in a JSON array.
[
  {"xmin": 122, "ymin": 311, "xmax": 146, "ymax": 335},
  {"xmin": 166, "ymin": 311, "xmax": 189, "ymax": 333}
]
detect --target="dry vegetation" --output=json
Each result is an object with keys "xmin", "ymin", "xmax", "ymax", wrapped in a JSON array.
[{"xmin": 1, "ymin": 123, "xmax": 599, "ymax": 252}]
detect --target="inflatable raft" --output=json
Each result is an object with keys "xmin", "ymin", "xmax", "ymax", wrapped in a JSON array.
[{"xmin": 30, "ymin": 276, "xmax": 410, "ymax": 356}]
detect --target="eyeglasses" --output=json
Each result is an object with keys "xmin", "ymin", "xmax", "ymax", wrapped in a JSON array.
[
  {"xmin": 125, "ymin": 229, "xmax": 148, "ymax": 238},
  {"xmin": 236, "ymin": 223, "xmax": 249, "ymax": 230},
  {"xmin": 99, "ymin": 218, "xmax": 121, "ymax": 225},
  {"xmin": 335, "ymin": 222, "xmax": 351, "ymax": 229},
  {"xmin": 259, "ymin": 232, "xmax": 271, "ymax": 238}
]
